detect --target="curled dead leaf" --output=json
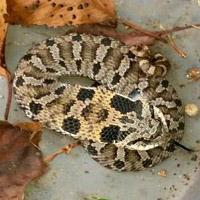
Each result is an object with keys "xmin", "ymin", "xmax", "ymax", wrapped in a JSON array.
[
  {"xmin": 5, "ymin": 0, "xmax": 116, "ymax": 27},
  {"xmin": 14, "ymin": 121, "xmax": 43, "ymax": 146},
  {"xmin": 0, "ymin": 121, "xmax": 47, "ymax": 200}
]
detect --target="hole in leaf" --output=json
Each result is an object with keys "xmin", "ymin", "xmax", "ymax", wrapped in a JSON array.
[
  {"xmin": 67, "ymin": 6, "xmax": 73, "ymax": 11},
  {"xmin": 77, "ymin": 4, "xmax": 84, "ymax": 10},
  {"xmin": 51, "ymin": 2, "xmax": 56, "ymax": 7},
  {"xmin": 72, "ymin": 14, "xmax": 76, "ymax": 20},
  {"xmin": 83, "ymin": 2, "xmax": 89, "ymax": 8}
]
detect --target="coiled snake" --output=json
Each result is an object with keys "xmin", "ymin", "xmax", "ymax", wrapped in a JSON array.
[{"xmin": 13, "ymin": 33, "xmax": 185, "ymax": 171}]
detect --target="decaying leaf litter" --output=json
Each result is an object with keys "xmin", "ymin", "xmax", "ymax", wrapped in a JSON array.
[
  {"xmin": 0, "ymin": 0, "xmax": 200, "ymax": 199},
  {"xmin": 0, "ymin": 121, "xmax": 47, "ymax": 200}
]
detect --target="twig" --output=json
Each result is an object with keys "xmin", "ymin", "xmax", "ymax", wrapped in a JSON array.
[
  {"xmin": 166, "ymin": 34, "xmax": 187, "ymax": 58},
  {"xmin": 112, "ymin": 18, "xmax": 200, "ymax": 57},
  {"xmin": 191, "ymin": 24, "xmax": 200, "ymax": 30},
  {"xmin": 5, "ymin": 71, "xmax": 12, "ymax": 120},
  {"xmin": 116, "ymin": 17, "xmax": 167, "ymax": 42},
  {"xmin": 156, "ymin": 23, "xmax": 200, "ymax": 37},
  {"xmin": 102, "ymin": 3, "xmax": 167, "ymax": 42},
  {"xmin": 159, "ymin": 24, "xmax": 187, "ymax": 58},
  {"xmin": 44, "ymin": 142, "xmax": 81, "ymax": 163}
]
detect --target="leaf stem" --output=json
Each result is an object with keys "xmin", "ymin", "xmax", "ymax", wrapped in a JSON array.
[
  {"xmin": 116, "ymin": 17, "xmax": 167, "ymax": 42},
  {"xmin": 44, "ymin": 142, "xmax": 81, "ymax": 163}
]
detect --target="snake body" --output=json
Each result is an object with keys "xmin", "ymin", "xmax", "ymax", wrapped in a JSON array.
[{"xmin": 13, "ymin": 33, "xmax": 185, "ymax": 171}]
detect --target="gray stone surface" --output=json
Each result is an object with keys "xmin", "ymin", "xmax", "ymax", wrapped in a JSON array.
[{"xmin": 0, "ymin": 0, "xmax": 200, "ymax": 199}]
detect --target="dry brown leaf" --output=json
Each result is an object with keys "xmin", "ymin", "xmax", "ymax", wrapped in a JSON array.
[
  {"xmin": 15, "ymin": 121, "xmax": 43, "ymax": 148},
  {"xmin": 14, "ymin": 121, "xmax": 42, "ymax": 133},
  {"xmin": 0, "ymin": 121, "xmax": 47, "ymax": 200},
  {"xmin": 5, "ymin": 0, "xmax": 116, "ymax": 27},
  {"xmin": 0, "ymin": 0, "xmax": 8, "ymax": 75},
  {"xmin": 0, "ymin": 0, "xmax": 8, "ymax": 63}
]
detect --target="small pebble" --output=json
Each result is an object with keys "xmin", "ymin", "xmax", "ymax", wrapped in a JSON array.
[
  {"xmin": 186, "ymin": 68, "xmax": 200, "ymax": 79},
  {"xmin": 158, "ymin": 169, "xmax": 167, "ymax": 177},
  {"xmin": 185, "ymin": 104, "xmax": 199, "ymax": 116}
]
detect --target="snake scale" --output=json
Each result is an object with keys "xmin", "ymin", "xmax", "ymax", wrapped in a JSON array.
[{"xmin": 13, "ymin": 33, "xmax": 185, "ymax": 171}]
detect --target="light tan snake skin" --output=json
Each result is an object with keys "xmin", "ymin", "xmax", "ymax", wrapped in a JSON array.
[{"xmin": 13, "ymin": 33, "xmax": 185, "ymax": 171}]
